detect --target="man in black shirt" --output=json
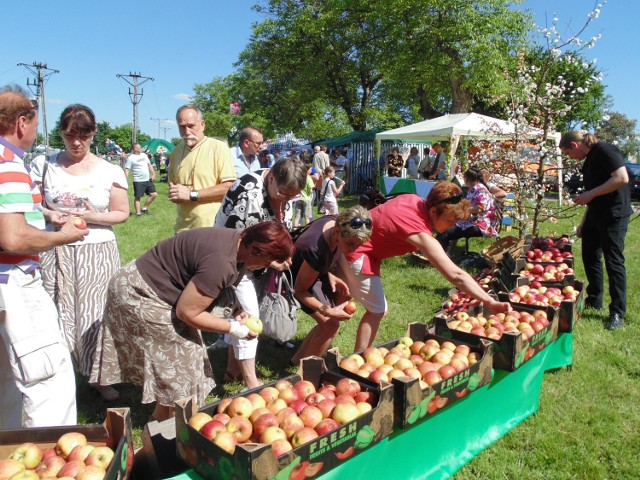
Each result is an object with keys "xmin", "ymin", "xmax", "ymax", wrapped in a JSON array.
[{"xmin": 560, "ymin": 132, "xmax": 632, "ymax": 330}]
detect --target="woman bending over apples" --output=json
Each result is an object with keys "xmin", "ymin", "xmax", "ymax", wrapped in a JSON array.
[
  {"xmin": 290, "ymin": 206, "xmax": 373, "ymax": 363},
  {"xmin": 337, "ymin": 181, "xmax": 512, "ymax": 352},
  {"xmin": 90, "ymin": 221, "xmax": 293, "ymax": 421}
]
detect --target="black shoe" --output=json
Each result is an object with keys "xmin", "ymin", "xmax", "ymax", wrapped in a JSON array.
[
  {"xmin": 142, "ymin": 209, "xmax": 150, "ymax": 215},
  {"xmin": 584, "ymin": 298, "xmax": 603, "ymax": 310},
  {"xmin": 136, "ymin": 212, "xmax": 142, "ymax": 217},
  {"xmin": 605, "ymin": 314, "xmax": 624, "ymax": 330}
]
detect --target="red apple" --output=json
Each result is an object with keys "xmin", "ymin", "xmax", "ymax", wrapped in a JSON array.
[
  {"xmin": 58, "ymin": 460, "xmax": 87, "ymax": 479},
  {"xmin": 314, "ymin": 418, "xmax": 340, "ymax": 435},
  {"xmin": 278, "ymin": 387, "xmax": 301, "ymax": 406},
  {"xmin": 227, "ymin": 396, "xmax": 253, "ymax": 418},
  {"xmin": 84, "ymin": 446, "xmax": 114, "ymax": 470},
  {"xmin": 0, "ymin": 459, "xmax": 25, "ymax": 479},
  {"xmin": 316, "ymin": 398, "xmax": 336, "ymax": 419},
  {"xmin": 226, "ymin": 416, "xmax": 253, "ymax": 442},
  {"xmin": 279, "ymin": 413, "xmax": 305, "ymax": 439},
  {"xmin": 259, "ymin": 386, "xmax": 280, "ymax": 404},
  {"xmin": 72, "ymin": 217, "xmax": 87, "ymax": 230},
  {"xmin": 299, "ymin": 405, "xmax": 323, "ymax": 429},
  {"xmin": 275, "ymin": 407, "xmax": 296, "ymax": 424},
  {"xmin": 201, "ymin": 420, "xmax": 227, "ymax": 441},
  {"xmin": 252, "ymin": 412, "xmax": 279, "ymax": 437},
  {"xmin": 246, "ymin": 393, "xmax": 266, "ymax": 411},
  {"xmin": 67, "ymin": 444, "xmax": 95, "ymax": 463},
  {"xmin": 294, "ymin": 380, "xmax": 316, "ymax": 399},
  {"xmin": 344, "ymin": 300, "xmax": 357, "ymax": 314},
  {"xmin": 304, "ymin": 392, "xmax": 326, "ymax": 407},
  {"xmin": 291, "ymin": 427, "xmax": 319, "ymax": 448},
  {"xmin": 76, "ymin": 464, "xmax": 108, "ymax": 480},
  {"xmin": 216, "ymin": 398, "xmax": 233, "ymax": 415},
  {"xmin": 270, "ymin": 439, "xmax": 293, "ymax": 457},
  {"xmin": 211, "ymin": 412, "xmax": 231, "ymax": 425},
  {"xmin": 260, "ymin": 426, "xmax": 287, "ymax": 445},
  {"xmin": 274, "ymin": 380, "xmax": 293, "ymax": 392},
  {"xmin": 335, "ymin": 378, "xmax": 361, "ymax": 397}
]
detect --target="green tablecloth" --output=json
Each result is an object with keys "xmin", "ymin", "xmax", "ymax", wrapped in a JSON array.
[
  {"xmin": 378, "ymin": 177, "xmax": 436, "ymax": 198},
  {"xmin": 169, "ymin": 333, "xmax": 573, "ymax": 480}
]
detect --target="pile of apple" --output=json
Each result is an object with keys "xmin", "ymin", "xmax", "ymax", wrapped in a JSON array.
[
  {"xmin": 525, "ymin": 245, "xmax": 573, "ymax": 264},
  {"xmin": 530, "ymin": 235, "xmax": 572, "ymax": 251},
  {"xmin": 519, "ymin": 262, "xmax": 574, "ymax": 283},
  {"xmin": 473, "ymin": 268, "xmax": 496, "ymax": 292},
  {"xmin": 441, "ymin": 291, "xmax": 482, "ymax": 316},
  {"xmin": 447, "ymin": 309, "xmax": 550, "ymax": 341},
  {"xmin": 0, "ymin": 432, "xmax": 114, "ymax": 480},
  {"xmin": 507, "ymin": 284, "xmax": 579, "ymax": 307},
  {"xmin": 339, "ymin": 337, "xmax": 480, "ymax": 389},
  {"xmin": 187, "ymin": 378, "xmax": 375, "ymax": 457}
]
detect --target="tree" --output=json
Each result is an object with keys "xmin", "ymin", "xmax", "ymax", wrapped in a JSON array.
[
  {"xmin": 596, "ymin": 112, "xmax": 639, "ymax": 159},
  {"xmin": 94, "ymin": 121, "xmax": 112, "ymax": 154}
]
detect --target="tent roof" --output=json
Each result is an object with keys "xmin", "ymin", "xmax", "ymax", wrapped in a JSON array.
[
  {"xmin": 140, "ymin": 138, "xmax": 175, "ymax": 155},
  {"xmin": 316, "ymin": 128, "xmax": 385, "ymax": 148},
  {"xmin": 375, "ymin": 113, "xmax": 558, "ymax": 142}
]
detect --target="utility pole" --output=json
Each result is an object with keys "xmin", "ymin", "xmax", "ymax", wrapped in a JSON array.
[
  {"xmin": 116, "ymin": 72, "xmax": 153, "ymax": 145},
  {"xmin": 150, "ymin": 117, "xmax": 170, "ymax": 139},
  {"xmin": 160, "ymin": 125, "xmax": 171, "ymax": 140},
  {"xmin": 18, "ymin": 61, "xmax": 59, "ymax": 154}
]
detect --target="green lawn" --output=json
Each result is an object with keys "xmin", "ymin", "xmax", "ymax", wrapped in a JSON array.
[{"xmin": 77, "ymin": 179, "xmax": 640, "ymax": 479}]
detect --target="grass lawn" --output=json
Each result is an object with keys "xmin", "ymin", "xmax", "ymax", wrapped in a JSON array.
[{"xmin": 77, "ymin": 179, "xmax": 640, "ymax": 479}]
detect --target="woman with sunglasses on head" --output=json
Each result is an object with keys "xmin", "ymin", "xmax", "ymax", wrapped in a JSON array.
[
  {"xmin": 290, "ymin": 206, "xmax": 373, "ymax": 363},
  {"xmin": 214, "ymin": 155, "xmax": 308, "ymax": 388},
  {"xmin": 435, "ymin": 167, "xmax": 500, "ymax": 254},
  {"xmin": 338, "ymin": 182, "xmax": 511, "ymax": 352}
]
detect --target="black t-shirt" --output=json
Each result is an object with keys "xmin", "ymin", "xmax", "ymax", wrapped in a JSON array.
[{"xmin": 582, "ymin": 142, "xmax": 633, "ymax": 219}]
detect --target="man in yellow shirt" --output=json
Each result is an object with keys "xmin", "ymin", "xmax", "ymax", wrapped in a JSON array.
[{"xmin": 169, "ymin": 105, "xmax": 236, "ymax": 232}]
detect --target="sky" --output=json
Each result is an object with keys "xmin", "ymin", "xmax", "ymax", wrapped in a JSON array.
[{"xmin": 1, "ymin": 0, "xmax": 637, "ymax": 147}]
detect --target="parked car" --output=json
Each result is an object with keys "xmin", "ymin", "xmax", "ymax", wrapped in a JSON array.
[{"xmin": 626, "ymin": 162, "xmax": 640, "ymax": 199}]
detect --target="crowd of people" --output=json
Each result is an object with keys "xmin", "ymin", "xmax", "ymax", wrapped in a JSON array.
[{"xmin": 0, "ymin": 83, "xmax": 631, "ymax": 430}]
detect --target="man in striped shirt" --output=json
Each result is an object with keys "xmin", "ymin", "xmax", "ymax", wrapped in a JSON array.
[{"xmin": 0, "ymin": 85, "xmax": 88, "ymax": 429}]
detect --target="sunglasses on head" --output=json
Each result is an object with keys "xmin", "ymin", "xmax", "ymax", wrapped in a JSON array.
[
  {"xmin": 433, "ymin": 194, "xmax": 463, "ymax": 206},
  {"xmin": 341, "ymin": 217, "xmax": 372, "ymax": 229}
]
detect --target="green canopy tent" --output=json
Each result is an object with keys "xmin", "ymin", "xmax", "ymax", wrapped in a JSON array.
[{"xmin": 140, "ymin": 138, "xmax": 175, "ymax": 156}]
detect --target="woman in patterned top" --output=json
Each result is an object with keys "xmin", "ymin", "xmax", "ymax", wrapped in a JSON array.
[
  {"xmin": 436, "ymin": 167, "xmax": 500, "ymax": 252},
  {"xmin": 214, "ymin": 156, "xmax": 308, "ymax": 388}
]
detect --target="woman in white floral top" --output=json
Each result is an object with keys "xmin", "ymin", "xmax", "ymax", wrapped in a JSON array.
[
  {"xmin": 436, "ymin": 167, "xmax": 499, "ymax": 252},
  {"xmin": 214, "ymin": 156, "xmax": 307, "ymax": 388}
]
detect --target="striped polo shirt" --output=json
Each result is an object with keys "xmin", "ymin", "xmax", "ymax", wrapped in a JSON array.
[{"xmin": 0, "ymin": 141, "xmax": 45, "ymax": 282}]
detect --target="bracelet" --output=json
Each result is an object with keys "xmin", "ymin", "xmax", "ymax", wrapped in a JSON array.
[{"xmin": 319, "ymin": 304, "xmax": 329, "ymax": 316}]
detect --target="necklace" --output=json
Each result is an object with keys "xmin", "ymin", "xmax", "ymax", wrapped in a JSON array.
[{"xmin": 175, "ymin": 138, "xmax": 207, "ymax": 187}]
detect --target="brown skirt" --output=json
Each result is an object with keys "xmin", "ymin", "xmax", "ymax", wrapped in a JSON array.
[{"xmin": 90, "ymin": 262, "xmax": 215, "ymax": 407}]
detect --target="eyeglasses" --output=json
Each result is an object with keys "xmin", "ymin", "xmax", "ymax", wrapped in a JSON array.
[
  {"xmin": 341, "ymin": 217, "xmax": 372, "ymax": 229},
  {"xmin": 433, "ymin": 194, "xmax": 463, "ymax": 206},
  {"xmin": 249, "ymin": 139, "xmax": 265, "ymax": 147}
]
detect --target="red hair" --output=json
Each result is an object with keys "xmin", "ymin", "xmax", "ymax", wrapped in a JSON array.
[{"xmin": 241, "ymin": 221, "xmax": 294, "ymax": 262}]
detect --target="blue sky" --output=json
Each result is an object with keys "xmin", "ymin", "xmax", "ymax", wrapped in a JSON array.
[{"xmin": 1, "ymin": 0, "xmax": 636, "ymax": 145}]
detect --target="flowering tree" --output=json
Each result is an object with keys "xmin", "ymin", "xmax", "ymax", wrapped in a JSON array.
[{"xmin": 467, "ymin": 1, "xmax": 609, "ymax": 236}]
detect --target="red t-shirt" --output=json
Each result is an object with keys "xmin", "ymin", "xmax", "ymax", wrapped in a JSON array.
[{"xmin": 345, "ymin": 194, "xmax": 432, "ymax": 275}]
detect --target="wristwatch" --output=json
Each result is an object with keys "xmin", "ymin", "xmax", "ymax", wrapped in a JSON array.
[{"xmin": 189, "ymin": 190, "xmax": 199, "ymax": 202}]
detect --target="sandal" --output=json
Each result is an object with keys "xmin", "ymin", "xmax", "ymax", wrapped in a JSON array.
[
  {"xmin": 91, "ymin": 384, "xmax": 120, "ymax": 402},
  {"xmin": 223, "ymin": 371, "xmax": 243, "ymax": 383}
]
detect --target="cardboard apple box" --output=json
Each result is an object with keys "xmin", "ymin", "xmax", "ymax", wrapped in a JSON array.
[
  {"xmin": 0, "ymin": 408, "xmax": 133, "ymax": 480},
  {"xmin": 326, "ymin": 324, "xmax": 493, "ymax": 430},
  {"xmin": 498, "ymin": 279, "xmax": 584, "ymax": 333},
  {"xmin": 434, "ymin": 303, "xmax": 559, "ymax": 371},
  {"xmin": 481, "ymin": 235, "xmax": 527, "ymax": 266},
  {"xmin": 174, "ymin": 357, "xmax": 394, "ymax": 480}
]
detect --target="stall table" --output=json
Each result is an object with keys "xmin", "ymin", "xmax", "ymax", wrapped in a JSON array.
[
  {"xmin": 168, "ymin": 334, "xmax": 573, "ymax": 480},
  {"xmin": 378, "ymin": 177, "xmax": 436, "ymax": 198}
]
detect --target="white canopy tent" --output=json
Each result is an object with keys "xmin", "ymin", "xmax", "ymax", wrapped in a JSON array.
[{"xmin": 375, "ymin": 112, "xmax": 563, "ymax": 202}]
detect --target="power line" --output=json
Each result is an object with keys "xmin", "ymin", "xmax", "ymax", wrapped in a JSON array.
[
  {"xmin": 18, "ymin": 61, "xmax": 58, "ymax": 153},
  {"xmin": 116, "ymin": 72, "xmax": 154, "ymax": 145},
  {"xmin": 150, "ymin": 117, "xmax": 171, "ymax": 139}
]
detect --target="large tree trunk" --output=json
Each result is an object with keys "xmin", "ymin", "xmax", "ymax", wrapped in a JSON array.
[
  {"xmin": 449, "ymin": 76, "xmax": 473, "ymax": 113},
  {"xmin": 417, "ymin": 84, "xmax": 443, "ymax": 120}
]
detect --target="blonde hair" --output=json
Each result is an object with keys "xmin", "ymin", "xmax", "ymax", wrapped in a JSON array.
[
  {"xmin": 336, "ymin": 206, "xmax": 372, "ymax": 243},
  {"xmin": 559, "ymin": 131, "xmax": 598, "ymax": 149}
]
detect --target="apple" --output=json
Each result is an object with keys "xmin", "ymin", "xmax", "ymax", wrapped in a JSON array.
[
  {"xmin": 226, "ymin": 416, "xmax": 253, "ymax": 442},
  {"xmin": 316, "ymin": 398, "xmax": 336, "ymax": 419},
  {"xmin": 279, "ymin": 413, "xmax": 305, "ymax": 439},
  {"xmin": 274, "ymin": 407, "xmax": 296, "ymax": 424},
  {"xmin": 0, "ymin": 459, "xmax": 25, "ymax": 479},
  {"xmin": 267, "ymin": 398, "xmax": 288, "ymax": 414},
  {"xmin": 291, "ymin": 427, "xmax": 319, "ymax": 448},
  {"xmin": 85, "ymin": 446, "xmax": 114, "ymax": 470},
  {"xmin": 188, "ymin": 412, "xmax": 213, "ymax": 432},
  {"xmin": 335, "ymin": 378, "xmax": 361, "ymax": 397},
  {"xmin": 344, "ymin": 300, "xmax": 357, "ymax": 314},
  {"xmin": 213, "ymin": 431, "xmax": 237, "ymax": 455},
  {"xmin": 438, "ymin": 364, "xmax": 456, "ymax": 380},
  {"xmin": 8, "ymin": 471, "xmax": 39, "ymax": 480},
  {"xmin": 339, "ymin": 356, "xmax": 360, "ymax": 373},
  {"xmin": 253, "ymin": 412, "xmax": 279, "ymax": 437},
  {"xmin": 72, "ymin": 217, "xmax": 87, "ymax": 230},
  {"xmin": 394, "ymin": 358, "xmax": 413, "ymax": 371},
  {"xmin": 294, "ymin": 380, "xmax": 316, "ymax": 399},
  {"xmin": 76, "ymin": 465, "xmax": 108, "ymax": 480},
  {"xmin": 304, "ymin": 392, "xmax": 326, "ymax": 407},
  {"xmin": 278, "ymin": 387, "xmax": 301, "ymax": 406},
  {"xmin": 259, "ymin": 386, "xmax": 280, "ymax": 404},
  {"xmin": 67, "ymin": 444, "xmax": 95, "ymax": 463},
  {"xmin": 10, "ymin": 443, "xmax": 43, "ymax": 469},
  {"xmin": 58, "ymin": 460, "xmax": 87, "ymax": 479},
  {"xmin": 299, "ymin": 405, "xmax": 323, "ymax": 429},
  {"xmin": 201, "ymin": 420, "xmax": 227, "ymax": 440},
  {"xmin": 212, "ymin": 412, "xmax": 231, "ymax": 425},
  {"xmin": 314, "ymin": 417, "xmax": 340, "ymax": 435},
  {"xmin": 356, "ymin": 402, "xmax": 373, "ymax": 415},
  {"xmin": 246, "ymin": 393, "xmax": 266, "ymax": 411},
  {"xmin": 353, "ymin": 391, "xmax": 376, "ymax": 405},
  {"xmin": 216, "ymin": 398, "xmax": 233, "ymax": 415},
  {"xmin": 245, "ymin": 316, "xmax": 263, "ymax": 334},
  {"xmin": 260, "ymin": 426, "xmax": 287, "ymax": 444},
  {"xmin": 331, "ymin": 402, "xmax": 361, "ymax": 425},
  {"xmin": 228, "ymin": 396, "xmax": 254, "ymax": 418},
  {"xmin": 271, "ymin": 439, "xmax": 293, "ymax": 457},
  {"xmin": 423, "ymin": 370, "xmax": 443, "ymax": 386},
  {"xmin": 274, "ymin": 379, "xmax": 293, "ymax": 392}
]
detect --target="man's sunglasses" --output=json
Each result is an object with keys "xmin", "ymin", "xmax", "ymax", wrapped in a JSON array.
[
  {"xmin": 433, "ymin": 194, "xmax": 463, "ymax": 206},
  {"xmin": 341, "ymin": 217, "xmax": 372, "ymax": 229}
]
